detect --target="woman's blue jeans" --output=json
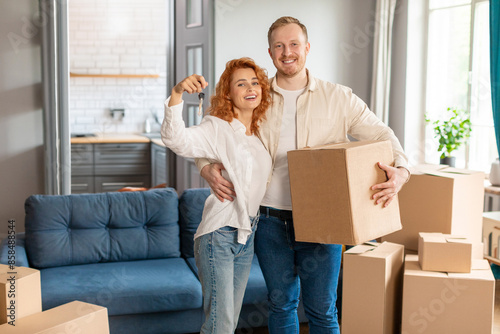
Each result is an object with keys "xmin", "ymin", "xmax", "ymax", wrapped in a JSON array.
[
  {"xmin": 255, "ymin": 214, "xmax": 342, "ymax": 334},
  {"xmin": 194, "ymin": 216, "xmax": 258, "ymax": 334}
]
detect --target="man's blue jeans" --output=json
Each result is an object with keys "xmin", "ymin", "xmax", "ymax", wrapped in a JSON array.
[
  {"xmin": 255, "ymin": 213, "xmax": 342, "ymax": 334},
  {"xmin": 194, "ymin": 217, "xmax": 258, "ymax": 334}
]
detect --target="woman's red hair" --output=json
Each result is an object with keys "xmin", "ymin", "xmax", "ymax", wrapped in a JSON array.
[{"xmin": 207, "ymin": 58, "xmax": 271, "ymax": 134}]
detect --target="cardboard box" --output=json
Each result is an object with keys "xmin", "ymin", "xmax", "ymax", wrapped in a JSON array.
[
  {"xmin": 401, "ymin": 255, "xmax": 494, "ymax": 334},
  {"xmin": 342, "ymin": 242, "xmax": 404, "ymax": 334},
  {"xmin": 418, "ymin": 233, "xmax": 472, "ymax": 273},
  {"xmin": 473, "ymin": 241, "xmax": 485, "ymax": 260},
  {"xmin": 0, "ymin": 300, "xmax": 109, "ymax": 333},
  {"xmin": 382, "ymin": 165, "xmax": 485, "ymax": 251},
  {"xmin": 0, "ymin": 265, "xmax": 42, "ymax": 325},
  {"xmin": 482, "ymin": 211, "xmax": 500, "ymax": 260},
  {"xmin": 287, "ymin": 140, "xmax": 402, "ymax": 245}
]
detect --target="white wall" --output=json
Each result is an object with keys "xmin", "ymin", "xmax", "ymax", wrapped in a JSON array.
[
  {"xmin": 69, "ymin": 0, "xmax": 169, "ymax": 135},
  {"xmin": 0, "ymin": 0, "xmax": 44, "ymax": 235},
  {"xmin": 214, "ymin": 0, "xmax": 375, "ymax": 102}
]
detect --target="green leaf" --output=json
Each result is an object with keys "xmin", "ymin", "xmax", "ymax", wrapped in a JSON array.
[{"xmin": 428, "ymin": 107, "xmax": 471, "ymax": 156}]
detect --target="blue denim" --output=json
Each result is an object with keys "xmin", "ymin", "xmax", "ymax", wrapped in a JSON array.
[
  {"xmin": 194, "ymin": 216, "xmax": 258, "ymax": 334},
  {"xmin": 255, "ymin": 213, "xmax": 342, "ymax": 334}
]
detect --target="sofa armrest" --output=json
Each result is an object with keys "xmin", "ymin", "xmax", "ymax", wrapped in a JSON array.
[{"xmin": 0, "ymin": 232, "xmax": 30, "ymax": 267}]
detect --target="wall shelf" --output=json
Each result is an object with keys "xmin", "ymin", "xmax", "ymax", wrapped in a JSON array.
[{"xmin": 70, "ymin": 72, "xmax": 160, "ymax": 78}]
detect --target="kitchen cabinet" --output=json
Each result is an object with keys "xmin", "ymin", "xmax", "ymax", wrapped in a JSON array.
[
  {"xmin": 151, "ymin": 141, "xmax": 168, "ymax": 187},
  {"xmin": 150, "ymin": 140, "xmax": 177, "ymax": 189},
  {"xmin": 71, "ymin": 143, "xmax": 151, "ymax": 193},
  {"xmin": 71, "ymin": 144, "xmax": 94, "ymax": 193}
]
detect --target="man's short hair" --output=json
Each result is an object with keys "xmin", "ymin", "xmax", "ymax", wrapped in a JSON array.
[{"xmin": 267, "ymin": 16, "xmax": 308, "ymax": 47}]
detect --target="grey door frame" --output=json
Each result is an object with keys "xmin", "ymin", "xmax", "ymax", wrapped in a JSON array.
[
  {"xmin": 174, "ymin": 0, "xmax": 214, "ymax": 193},
  {"xmin": 40, "ymin": 0, "xmax": 71, "ymax": 195}
]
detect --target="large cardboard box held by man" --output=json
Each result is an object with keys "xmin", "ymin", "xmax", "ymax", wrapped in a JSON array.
[
  {"xmin": 401, "ymin": 255, "xmax": 494, "ymax": 334},
  {"xmin": 0, "ymin": 265, "xmax": 42, "ymax": 325},
  {"xmin": 287, "ymin": 140, "xmax": 402, "ymax": 245},
  {"xmin": 342, "ymin": 242, "xmax": 404, "ymax": 334},
  {"xmin": 0, "ymin": 300, "xmax": 109, "ymax": 333},
  {"xmin": 382, "ymin": 165, "xmax": 484, "ymax": 251}
]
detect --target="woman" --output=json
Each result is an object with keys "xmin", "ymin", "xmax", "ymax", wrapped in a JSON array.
[{"xmin": 161, "ymin": 57, "xmax": 272, "ymax": 333}]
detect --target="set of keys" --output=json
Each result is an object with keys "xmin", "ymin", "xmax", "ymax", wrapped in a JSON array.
[{"xmin": 198, "ymin": 92, "xmax": 205, "ymax": 116}]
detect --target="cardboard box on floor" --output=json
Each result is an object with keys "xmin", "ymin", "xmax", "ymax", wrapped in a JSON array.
[
  {"xmin": 401, "ymin": 254, "xmax": 494, "ymax": 334},
  {"xmin": 483, "ymin": 211, "xmax": 500, "ymax": 261},
  {"xmin": 0, "ymin": 300, "xmax": 109, "ymax": 333},
  {"xmin": 0, "ymin": 265, "xmax": 41, "ymax": 325},
  {"xmin": 381, "ymin": 164, "xmax": 485, "ymax": 251},
  {"xmin": 342, "ymin": 242, "xmax": 404, "ymax": 334},
  {"xmin": 287, "ymin": 140, "xmax": 402, "ymax": 245},
  {"xmin": 418, "ymin": 233, "xmax": 472, "ymax": 273}
]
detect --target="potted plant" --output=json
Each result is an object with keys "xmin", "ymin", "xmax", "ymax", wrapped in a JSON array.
[{"xmin": 425, "ymin": 107, "xmax": 471, "ymax": 167}]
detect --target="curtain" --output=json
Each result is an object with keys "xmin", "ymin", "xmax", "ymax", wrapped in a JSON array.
[
  {"xmin": 491, "ymin": 0, "xmax": 500, "ymax": 158},
  {"xmin": 370, "ymin": 0, "xmax": 397, "ymax": 124}
]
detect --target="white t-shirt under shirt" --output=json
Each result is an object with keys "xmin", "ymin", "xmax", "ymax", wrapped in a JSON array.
[{"xmin": 261, "ymin": 86, "xmax": 305, "ymax": 211}]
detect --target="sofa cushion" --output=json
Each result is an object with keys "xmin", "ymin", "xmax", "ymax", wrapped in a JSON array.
[
  {"xmin": 25, "ymin": 188, "xmax": 180, "ymax": 268},
  {"xmin": 40, "ymin": 258, "xmax": 202, "ymax": 316},
  {"xmin": 178, "ymin": 188, "xmax": 210, "ymax": 258}
]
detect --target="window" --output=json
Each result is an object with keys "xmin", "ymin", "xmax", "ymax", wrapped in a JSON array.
[{"xmin": 425, "ymin": 0, "xmax": 494, "ymax": 172}]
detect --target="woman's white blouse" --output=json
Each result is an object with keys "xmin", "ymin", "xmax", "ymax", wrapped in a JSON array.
[{"xmin": 161, "ymin": 98, "xmax": 271, "ymax": 244}]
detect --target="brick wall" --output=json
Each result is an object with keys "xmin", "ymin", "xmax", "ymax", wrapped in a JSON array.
[{"xmin": 69, "ymin": 0, "xmax": 168, "ymax": 134}]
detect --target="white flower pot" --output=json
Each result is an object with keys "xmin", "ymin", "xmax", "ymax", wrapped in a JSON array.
[{"xmin": 490, "ymin": 158, "xmax": 500, "ymax": 186}]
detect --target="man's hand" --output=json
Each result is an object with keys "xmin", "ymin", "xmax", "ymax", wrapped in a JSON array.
[
  {"xmin": 200, "ymin": 163, "xmax": 236, "ymax": 202},
  {"xmin": 371, "ymin": 163, "xmax": 410, "ymax": 208}
]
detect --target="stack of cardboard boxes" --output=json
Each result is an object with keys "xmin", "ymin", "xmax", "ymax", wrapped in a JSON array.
[
  {"xmin": 0, "ymin": 264, "xmax": 109, "ymax": 333},
  {"xmin": 401, "ymin": 233, "xmax": 494, "ymax": 333},
  {"xmin": 288, "ymin": 141, "xmax": 494, "ymax": 333},
  {"xmin": 340, "ymin": 236, "xmax": 494, "ymax": 334}
]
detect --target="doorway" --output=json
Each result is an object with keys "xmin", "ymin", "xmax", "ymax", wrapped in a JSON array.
[{"xmin": 44, "ymin": 0, "xmax": 214, "ymax": 194}]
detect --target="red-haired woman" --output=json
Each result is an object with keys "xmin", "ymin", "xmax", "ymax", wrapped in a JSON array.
[{"xmin": 161, "ymin": 57, "xmax": 272, "ymax": 333}]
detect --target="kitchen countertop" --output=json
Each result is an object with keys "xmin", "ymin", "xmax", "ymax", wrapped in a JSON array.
[{"xmin": 71, "ymin": 133, "xmax": 152, "ymax": 144}]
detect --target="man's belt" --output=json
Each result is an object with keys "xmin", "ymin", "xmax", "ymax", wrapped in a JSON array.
[{"xmin": 260, "ymin": 206, "xmax": 293, "ymax": 221}]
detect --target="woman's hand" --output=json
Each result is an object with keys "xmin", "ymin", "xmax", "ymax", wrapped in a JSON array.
[{"xmin": 169, "ymin": 74, "xmax": 208, "ymax": 107}]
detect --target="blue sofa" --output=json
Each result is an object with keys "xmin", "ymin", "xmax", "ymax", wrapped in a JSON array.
[{"xmin": 0, "ymin": 188, "xmax": 288, "ymax": 334}]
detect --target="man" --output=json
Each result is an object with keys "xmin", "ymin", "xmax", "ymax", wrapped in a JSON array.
[{"xmin": 197, "ymin": 16, "xmax": 409, "ymax": 334}]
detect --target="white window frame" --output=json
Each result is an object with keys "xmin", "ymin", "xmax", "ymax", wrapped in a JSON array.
[{"xmin": 424, "ymin": 0, "xmax": 492, "ymax": 171}]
